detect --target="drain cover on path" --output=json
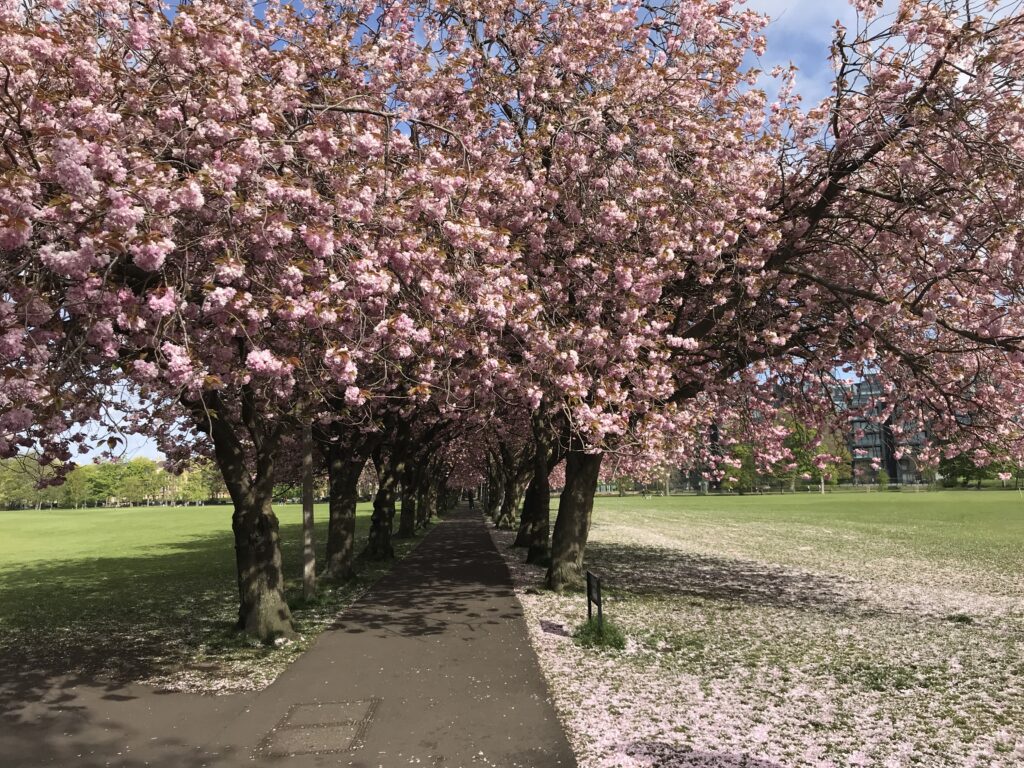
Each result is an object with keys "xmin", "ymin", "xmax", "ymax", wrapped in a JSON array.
[{"xmin": 259, "ymin": 698, "xmax": 381, "ymax": 756}]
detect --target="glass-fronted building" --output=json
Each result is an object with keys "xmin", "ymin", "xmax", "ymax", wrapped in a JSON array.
[{"xmin": 840, "ymin": 378, "xmax": 926, "ymax": 484}]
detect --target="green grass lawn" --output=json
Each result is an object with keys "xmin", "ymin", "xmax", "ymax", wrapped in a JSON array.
[
  {"xmin": 592, "ymin": 489, "xmax": 1024, "ymax": 575},
  {"xmin": 0, "ymin": 502, "xmax": 424, "ymax": 692},
  {"xmin": 499, "ymin": 490, "xmax": 1024, "ymax": 767}
]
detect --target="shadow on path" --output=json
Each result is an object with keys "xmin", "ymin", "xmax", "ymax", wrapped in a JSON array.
[
  {"xmin": 221, "ymin": 506, "xmax": 578, "ymax": 767},
  {"xmin": 0, "ymin": 514, "xmax": 389, "ymax": 717},
  {"xmin": 0, "ymin": 528, "xmax": 251, "ymax": 768},
  {"xmin": 332, "ymin": 514, "xmax": 521, "ymax": 640}
]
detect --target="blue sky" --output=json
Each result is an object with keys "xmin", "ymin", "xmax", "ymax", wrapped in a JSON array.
[{"xmin": 748, "ymin": 0, "xmax": 865, "ymax": 106}]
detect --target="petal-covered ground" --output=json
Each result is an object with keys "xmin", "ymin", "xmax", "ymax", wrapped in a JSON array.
[{"xmin": 491, "ymin": 492, "xmax": 1024, "ymax": 768}]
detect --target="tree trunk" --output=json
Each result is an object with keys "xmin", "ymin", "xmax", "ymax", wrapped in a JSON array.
[
  {"xmin": 363, "ymin": 448, "xmax": 399, "ymax": 560},
  {"xmin": 415, "ymin": 476, "xmax": 431, "ymax": 529},
  {"xmin": 519, "ymin": 469, "xmax": 552, "ymax": 565},
  {"xmin": 322, "ymin": 443, "xmax": 363, "ymax": 581},
  {"xmin": 396, "ymin": 479, "xmax": 417, "ymax": 538},
  {"xmin": 494, "ymin": 467, "xmax": 519, "ymax": 529},
  {"xmin": 515, "ymin": 418, "xmax": 558, "ymax": 564},
  {"xmin": 190, "ymin": 391, "xmax": 294, "ymax": 642},
  {"xmin": 485, "ymin": 461, "xmax": 504, "ymax": 523},
  {"xmin": 546, "ymin": 450, "xmax": 603, "ymax": 591},
  {"xmin": 415, "ymin": 467, "xmax": 442, "ymax": 528},
  {"xmin": 232, "ymin": 497, "xmax": 295, "ymax": 639},
  {"xmin": 301, "ymin": 425, "xmax": 317, "ymax": 601},
  {"xmin": 429, "ymin": 479, "xmax": 445, "ymax": 522},
  {"xmin": 514, "ymin": 470, "xmax": 544, "ymax": 547}
]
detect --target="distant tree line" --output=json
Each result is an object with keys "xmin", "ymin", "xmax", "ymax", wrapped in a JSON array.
[
  {"xmin": 935, "ymin": 455, "xmax": 1024, "ymax": 489},
  {"xmin": 0, "ymin": 457, "xmax": 228, "ymax": 510}
]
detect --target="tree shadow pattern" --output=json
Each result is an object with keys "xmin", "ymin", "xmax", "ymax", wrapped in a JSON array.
[
  {"xmin": 2, "ymin": 506, "xmax": 552, "ymax": 767},
  {"xmin": 584, "ymin": 541, "xmax": 865, "ymax": 615},
  {"xmin": 332, "ymin": 512, "xmax": 522, "ymax": 639},
  {"xmin": 624, "ymin": 741, "xmax": 787, "ymax": 768},
  {"xmin": 0, "ymin": 668, "xmax": 249, "ymax": 768},
  {"xmin": 0, "ymin": 528, "xmax": 240, "ymax": 692},
  {"xmin": 0, "ymin": 515, "xmax": 395, "ymax": 710}
]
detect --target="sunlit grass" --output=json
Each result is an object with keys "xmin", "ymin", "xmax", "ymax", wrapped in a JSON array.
[{"xmin": 592, "ymin": 490, "xmax": 1024, "ymax": 575}]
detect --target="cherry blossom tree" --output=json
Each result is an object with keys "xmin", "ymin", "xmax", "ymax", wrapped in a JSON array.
[
  {"xmin": 436, "ymin": 0, "xmax": 788, "ymax": 588},
  {"xmin": 435, "ymin": 0, "xmax": 1024, "ymax": 589},
  {"xmin": 5, "ymin": 0, "xmax": 1024, "ymax": 619},
  {"xmin": 0, "ymin": 0, "xmax": 504, "ymax": 637}
]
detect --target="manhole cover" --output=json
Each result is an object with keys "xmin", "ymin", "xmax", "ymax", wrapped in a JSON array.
[{"xmin": 259, "ymin": 698, "xmax": 381, "ymax": 756}]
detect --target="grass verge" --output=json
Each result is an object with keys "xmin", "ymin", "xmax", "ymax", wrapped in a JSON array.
[{"xmin": 0, "ymin": 503, "xmax": 432, "ymax": 693}]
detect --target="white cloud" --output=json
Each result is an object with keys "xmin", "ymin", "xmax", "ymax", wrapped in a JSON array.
[
  {"xmin": 745, "ymin": 0, "xmax": 900, "ymax": 106},
  {"xmin": 745, "ymin": 0, "xmax": 859, "ymax": 105}
]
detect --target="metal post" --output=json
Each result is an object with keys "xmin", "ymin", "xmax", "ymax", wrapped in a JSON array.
[{"xmin": 586, "ymin": 571, "xmax": 593, "ymax": 622}]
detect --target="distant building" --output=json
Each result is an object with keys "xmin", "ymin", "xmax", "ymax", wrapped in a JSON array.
[{"xmin": 838, "ymin": 378, "xmax": 926, "ymax": 483}]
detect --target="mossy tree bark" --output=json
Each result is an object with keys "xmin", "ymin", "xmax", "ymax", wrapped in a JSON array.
[
  {"xmin": 484, "ymin": 453, "xmax": 504, "ymax": 522},
  {"xmin": 231, "ymin": 497, "xmax": 295, "ymax": 639},
  {"xmin": 515, "ymin": 412, "xmax": 563, "ymax": 564},
  {"xmin": 514, "ymin": 468, "xmax": 547, "ymax": 547},
  {"xmin": 301, "ymin": 423, "xmax": 316, "ymax": 601},
  {"xmin": 545, "ymin": 449, "xmax": 603, "ymax": 592},
  {"xmin": 319, "ymin": 429, "xmax": 372, "ymax": 581},
  {"xmin": 516, "ymin": 438, "xmax": 565, "ymax": 565},
  {"xmin": 494, "ymin": 467, "xmax": 520, "ymax": 529},
  {"xmin": 396, "ymin": 464, "xmax": 417, "ymax": 539},
  {"xmin": 363, "ymin": 444, "xmax": 403, "ymax": 560},
  {"xmin": 414, "ymin": 468, "xmax": 434, "ymax": 529},
  {"xmin": 430, "ymin": 479, "xmax": 442, "ymax": 521},
  {"xmin": 427, "ymin": 476, "xmax": 446, "ymax": 522},
  {"xmin": 396, "ymin": 420, "xmax": 451, "ymax": 536},
  {"xmin": 493, "ymin": 441, "xmax": 532, "ymax": 530},
  {"xmin": 186, "ymin": 390, "xmax": 295, "ymax": 641},
  {"xmin": 408, "ymin": 454, "xmax": 441, "ymax": 532}
]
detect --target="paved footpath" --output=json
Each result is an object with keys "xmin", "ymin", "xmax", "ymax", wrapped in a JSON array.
[{"xmin": 2, "ymin": 507, "xmax": 577, "ymax": 768}]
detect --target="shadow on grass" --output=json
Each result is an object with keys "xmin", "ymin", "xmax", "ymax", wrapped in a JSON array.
[
  {"xmin": 0, "ymin": 527, "xmax": 239, "ymax": 690},
  {"xmin": 585, "ymin": 541, "xmax": 861, "ymax": 614},
  {"xmin": 625, "ymin": 741, "xmax": 786, "ymax": 768},
  {"xmin": 0, "ymin": 515, "xmax": 409, "ymax": 707},
  {"xmin": 0, "ymin": 521, "xmax": 249, "ymax": 767},
  {"xmin": 0, "ymin": 514, "xmax": 437, "ymax": 766}
]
